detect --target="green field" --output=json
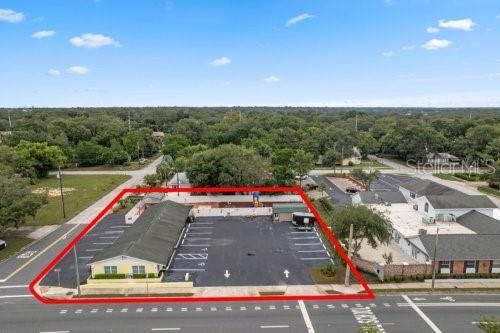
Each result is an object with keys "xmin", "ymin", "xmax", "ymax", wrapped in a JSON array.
[
  {"xmin": 0, "ymin": 236, "xmax": 33, "ymax": 262},
  {"xmin": 27, "ymin": 174, "xmax": 131, "ymax": 226}
]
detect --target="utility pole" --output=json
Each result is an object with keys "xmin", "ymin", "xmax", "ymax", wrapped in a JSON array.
[
  {"xmin": 57, "ymin": 166, "xmax": 66, "ymax": 219},
  {"xmin": 73, "ymin": 246, "xmax": 81, "ymax": 297},
  {"xmin": 128, "ymin": 109, "xmax": 131, "ymax": 131},
  {"xmin": 431, "ymin": 228, "xmax": 439, "ymax": 293},
  {"xmin": 344, "ymin": 224, "xmax": 354, "ymax": 287},
  {"xmin": 8, "ymin": 109, "xmax": 12, "ymax": 129}
]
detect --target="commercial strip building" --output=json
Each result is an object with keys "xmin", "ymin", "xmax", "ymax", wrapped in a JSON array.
[
  {"xmin": 355, "ymin": 179, "xmax": 500, "ymax": 277},
  {"xmin": 89, "ymin": 201, "xmax": 192, "ymax": 278}
]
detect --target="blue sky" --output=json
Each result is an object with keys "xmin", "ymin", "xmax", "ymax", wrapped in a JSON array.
[{"xmin": 0, "ymin": 0, "xmax": 499, "ymax": 107}]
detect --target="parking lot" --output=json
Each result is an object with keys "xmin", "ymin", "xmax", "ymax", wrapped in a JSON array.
[
  {"xmin": 166, "ymin": 216, "xmax": 334, "ymax": 286},
  {"xmin": 370, "ymin": 174, "xmax": 416, "ymax": 192},
  {"xmin": 40, "ymin": 213, "xmax": 129, "ymax": 288}
]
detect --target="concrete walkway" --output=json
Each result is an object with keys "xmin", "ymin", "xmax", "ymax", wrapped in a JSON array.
[
  {"xmin": 370, "ymin": 279, "xmax": 500, "ymax": 291},
  {"xmin": 63, "ymin": 155, "xmax": 164, "ymax": 225}
]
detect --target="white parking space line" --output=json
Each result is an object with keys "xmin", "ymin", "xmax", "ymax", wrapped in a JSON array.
[
  {"xmin": 260, "ymin": 325, "xmax": 289, "ymax": 329},
  {"xmin": 186, "ymin": 238, "xmax": 211, "ymax": 240},
  {"xmin": 0, "ymin": 285, "xmax": 28, "ymax": 289},
  {"xmin": 402, "ymin": 295, "xmax": 442, "ymax": 333},
  {"xmin": 99, "ymin": 236, "xmax": 118, "ymax": 239},
  {"xmin": 181, "ymin": 244, "xmax": 210, "ymax": 247},
  {"xmin": 291, "ymin": 237, "xmax": 317, "ymax": 240},
  {"xmin": 110, "ymin": 225, "xmax": 130, "ymax": 228},
  {"xmin": 151, "ymin": 328, "xmax": 181, "ymax": 331},
  {"xmin": 297, "ymin": 250, "xmax": 327, "ymax": 253},
  {"xmin": 93, "ymin": 242, "xmax": 114, "ymax": 245},
  {"xmin": 169, "ymin": 269, "xmax": 205, "ymax": 272},
  {"xmin": 85, "ymin": 249, "xmax": 103, "ymax": 252},
  {"xmin": 78, "ymin": 256, "xmax": 93, "ymax": 259},
  {"xmin": 295, "ymin": 243, "xmax": 322, "ymax": 246},
  {"xmin": 193, "ymin": 222, "xmax": 213, "ymax": 225},
  {"xmin": 189, "ymin": 226, "xmax": 213, "ymax": 229},
  {"xmin": 187, "ymin": 232, "xmax": 212, "ymax": 235},
  {"xmin": 105, "ymin": 230, "xmax": 124, "ymax": 234},
  {"xmin": 40, "ymin": 331, "xmax": 70, "ymax": 333},
  {"xmin": 299, "ymin": 257, "xmax": 330, "ymax": 260},
  {"xmin": 0, "ymin": 294, "xmax": 32, "ymax": 299}
]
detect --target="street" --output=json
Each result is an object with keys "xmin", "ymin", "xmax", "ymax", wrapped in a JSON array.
[{"xmin": 1, "ymin": 291, "xmax": 499, "ymax": 332}]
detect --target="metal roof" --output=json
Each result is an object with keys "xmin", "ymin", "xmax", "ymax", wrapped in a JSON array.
[
  {"xmin": 400, "ymin": 179, "xmax": 455, "ymax": 196},
  {"xmin": 426, "ymin": 194, "xmax": 497, "ymax": 209},
  {"xmin": 89, "ymin": 201, "xmax": 192, "ymax": 265}
]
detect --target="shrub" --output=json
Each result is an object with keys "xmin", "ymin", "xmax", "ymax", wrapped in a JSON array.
[
  {"xmin": 132, "ymin": 273, "xmax": 156, "ymax": 279},
  {"xmin": 321, "ymin": 263, "xmax": 336, "ymax": 276}
]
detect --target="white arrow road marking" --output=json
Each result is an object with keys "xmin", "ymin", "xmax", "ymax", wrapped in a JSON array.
[
  {"xmin": 440, "ymin": 296, "xmax": 455, "ymax": 302},
  {"xmin": 412, "ymin": 297, "xmax": 426, "ymax": 301},
  {"xmin": 284, "ymin": 270, "xmax": 290, "ymax": 278},
  {"xmin": 224, "ymin": 270, "xmax": 230, "ymax": 279}
]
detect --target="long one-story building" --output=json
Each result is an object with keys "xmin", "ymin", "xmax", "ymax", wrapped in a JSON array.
[
  {"xmin": 272, "ymin": 203, "xmax": 309, "ymax": 222},
  {"xmin": 89, "ymin": 201, "xmax": 192, "ymax": 278}
]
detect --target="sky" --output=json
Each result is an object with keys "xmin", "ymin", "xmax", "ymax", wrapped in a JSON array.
[{"xmin": 0, "ymin": 0, "xmax": 499, "ymax": 107}]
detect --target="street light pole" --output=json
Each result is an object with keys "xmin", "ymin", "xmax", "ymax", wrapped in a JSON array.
[
  {"xmin": 54, "ymin": 268, "xmax": 61, "ymax": 287},
  {"xmin": 57, "ymin": 166, "xmax": 66, "ymax": 219},
  {"xmin": 431, "ymin": 228, "xmax": 440, "ymax": 293},
  {"xmin": 344, "ymin": 224, "xmax": 354, "ymax": 287},
  {"xmin": 73, "ymin": 246, "xmax": 81, "ymax": 297}
]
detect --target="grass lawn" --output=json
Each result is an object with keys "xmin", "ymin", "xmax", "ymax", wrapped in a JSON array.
[
  {"xmin": 65, "ymin": 153, "xmax": 161, "ymax": 172},
  {"xmin": 27, "ymin": 174, "xmax": 131, "ymax": 226},
  {"xmin": 0, "ymin": 236, "xmax": 33, "ymax": 262},
  {"xmin": 478, "ymin": 186, "xmax": 500, "ymax": 198}
]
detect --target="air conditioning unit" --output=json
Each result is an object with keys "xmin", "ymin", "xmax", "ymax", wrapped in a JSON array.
[
  {"xmin": 422, "ymin": 217, "xmax": 435, "ymax": 224},
  {"xmin": 418, "ymin": 228, "xmax": 427, "ymax": 235}
]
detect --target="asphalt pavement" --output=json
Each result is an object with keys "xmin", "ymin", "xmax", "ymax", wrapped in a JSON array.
[
  {"xmin": 1, "ymin": 293, "xmax": 499, "ymax": 332},
  {"xmin": 166, "ymin": 216, "xmax": 334, "ymax": 286},
  {"xmin": 310, "ymin": 175, "xmax": 352, "ymax": 206}
]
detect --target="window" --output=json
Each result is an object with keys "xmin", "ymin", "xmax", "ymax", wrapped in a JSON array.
[
  {"xmin": 492, "ymin": 260, "xmax": 500, "ymax": 273},
  {"xmin": 439, "ymin": 261, "xmax": 451, "ymax": 274},
  {"xmin": 104, "ymin": 266, "xmax": 117, "ymax": 274},
  {"xmin": 424, "ymin": 203, "xmax": 429, "ymax": 213},
  {"xmin": 132, "ymin": 265, "xmax": 146, "ymax": 275},
  {"xmin": 464, "ymin": 260, "xmax": 476, "ymax": 274},
  {"xmin": 411, "ymin": 246, "xmax": 419, "ymax": 259}
]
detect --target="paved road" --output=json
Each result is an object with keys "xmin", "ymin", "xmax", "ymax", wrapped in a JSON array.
[
  {"xmin": 0, "ymin": 293, "xmax": 499, "ymax": 332},
  {"xmin": 310, "ymin": 175, "xmax": 351, "ymax": 206}
]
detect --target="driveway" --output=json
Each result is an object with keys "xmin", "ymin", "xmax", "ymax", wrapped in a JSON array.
[{"xmin": 310, "ymin": 175, "xmax": 351, "ymax": 206}]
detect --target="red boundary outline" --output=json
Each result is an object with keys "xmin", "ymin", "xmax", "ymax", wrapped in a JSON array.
[{"xmin": 29, "ymin": 186, "xmax": 375, "ymax": 304}]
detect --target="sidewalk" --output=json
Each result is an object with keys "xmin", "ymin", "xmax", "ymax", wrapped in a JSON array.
[{"xmin": 369, "ymin": 279, "xmax": 500, "ymax": 291}]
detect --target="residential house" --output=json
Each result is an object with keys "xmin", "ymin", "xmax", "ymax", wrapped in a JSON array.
[{"xmin": 425, "ymin": 153, "xmax": 461, "ymax": 165}]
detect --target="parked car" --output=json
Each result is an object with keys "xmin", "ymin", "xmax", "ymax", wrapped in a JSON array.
[
  {"xmin": 138, "ymin": 158, "xmax": 147, "ymax": 165},
  {"xmin": 0, "ymin": 240, "xmax": 7, "ymax": 250}
]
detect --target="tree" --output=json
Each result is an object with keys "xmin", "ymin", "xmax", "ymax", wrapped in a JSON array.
[
  {"xmin": 357, "ymin": 132, "xmax": 380, "ymax": 159},
  {"xmin": 291, "ymin": 149, "xmax": 314, "ymax": 187},
  {"xmin": 161, "ymin": 134, "xmax": 190, "ymax": 159},
  {"xmin": 123, "ymin": 128, "xmax": 157, "ymax": 159},
  {"xmin": 365, "ymin": 169, "xmax": 381, "ymax": 191},
  {"xmin": 143, "ymin": 174, "xmax": 161, "ymax": 188},
  {"xmin": 102, "ymin": 139, "xmax": 129, "ymax": 165},
  {"xmin": 358, "ymin": 324, "xmax": 383, "ymax": 333},
  {"xmin": 323, "ymin": 149, "xmax": 342, "ymax": 173},
  {"xmin": 156, "ymin": 160, "xmax": 172, "ymax": 183},
  {"xmin": 488, "ymin": 161, "xmax": 500, "ymax": 190},
  {"xmin": 476, "ymin": 315, "xmax": 500, "ymax": 333},
  {"xmin": 14, "ymin": 140, "xmax": 67, "ymax": 178},
  {"xmin": 329, "ymin": 205, "xmax": 392, "ymax": 258},
  {"xmin": 0, "ymin": 170, "xmax": 46, "ymax": 232},
  {"xmin": 186, "ymin": 144, "xmax": 271, "ymax": 187},
  {"xmin": 75, "ymin": 140, "xmax": 107, "ymax": 166}
]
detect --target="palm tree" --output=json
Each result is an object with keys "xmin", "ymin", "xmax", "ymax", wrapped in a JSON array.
[{"xmin": 365, "ymin": 169, "xmax": 380, "ymax": 191}]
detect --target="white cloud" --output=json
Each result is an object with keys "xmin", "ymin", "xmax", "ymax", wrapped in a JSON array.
[
  {"xmin": 438, "ymin": 18, "xmax": 476, "ymax": 31},
  {"xmin": 422, "ymin": 39, "xmax": 452, "ymax": 50},
  {"xmin": 382, "ymin": 51, "xmax": 394, "ymax": 57},
  {"xmin": 402, "ymin": 45, "xmax": 416, "ymax": 51},
  {"xmin": 210, "ymin": 56, "xmax": 231, "ymax": 67},
  {"xmin": 285, "ymin": 13, "xmax": 313, "ymax": 27},
  {"xmin": 66, "ymin": 66, "xmax": 89, "ymax": 75},
  {"xmin": 47, "ymin": 69, "xmax": 61, "ymax": 76},
  {"xmin": 264, "ymin": 75, "xmax": 280, "ymax": 83},
  {"xmin": 0, "ymin": 8, "xmax": 25, "ymax": 23},
  {"xmin": 426, "ymin": 26, "xmax": 440, "ymax": 33},
  {"xmin": 32, "ymin": 30, "xmax": 56, "ymax": 39},
  {"xmin": 69, "ymin": 33, "xmax": 120, "ymax": 48}
]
